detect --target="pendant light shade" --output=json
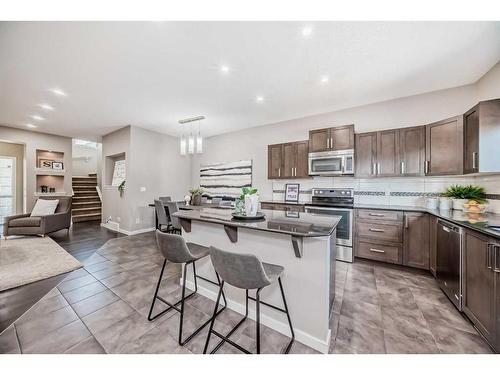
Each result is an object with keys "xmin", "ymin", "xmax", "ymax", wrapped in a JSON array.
[
  {"xmin": 180, "ymin": 134, "xmax": 187, "ymax": 156},
  {"xmin": 179, "ymin": 115, "xmax": 205, "ymax": 156}
]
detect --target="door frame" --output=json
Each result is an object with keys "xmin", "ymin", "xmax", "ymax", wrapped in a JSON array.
[{"xmin": 0, "ymin": 155, "xmax": 17, "ymax": 217}]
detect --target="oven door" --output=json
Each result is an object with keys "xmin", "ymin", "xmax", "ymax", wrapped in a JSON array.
[
  {"xmin": 308, "ymin": 153, "xmax": 344, "ymax": 175},
  {"xmin": 304, "ymin": 206, "xmax": 353, "ymax": 247}
]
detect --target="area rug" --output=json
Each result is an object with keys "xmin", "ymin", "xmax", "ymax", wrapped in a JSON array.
[{"xmin": 0, "ymin": 236, "xmax": 82, "ymax": 291}]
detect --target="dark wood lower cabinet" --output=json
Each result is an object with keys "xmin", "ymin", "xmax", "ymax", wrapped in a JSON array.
[
  {"xmin": 429, "ymin": 215, "xmax": 438, "ymax": 276},
  {"xmin": 403, "ymin": 212, "xmax": 430, "ymax": 270},
  {"xmin": 463, "ymin": 230, "xmax": 498, "ymax": 350}
]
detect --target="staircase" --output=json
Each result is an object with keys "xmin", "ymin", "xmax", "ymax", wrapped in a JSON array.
[{"xmin": 72, "ymin": 173, "xmax": 101, "ymax": 223}]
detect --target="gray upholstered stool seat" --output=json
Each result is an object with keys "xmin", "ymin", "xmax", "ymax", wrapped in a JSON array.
[
  {"xmin": 186, "ymin": 242, "xmax": 210, "ymax": 260},
  {"xmin": 204, "ymin": 246, "xmax": 295, "ymax": 354},
  {"xmin": 262, "ymin": 263, "xmax": 284, "ymax": 284},
  {"xmin": 148, "ymin": 231, "xmax": 226, "ymax": 346}
]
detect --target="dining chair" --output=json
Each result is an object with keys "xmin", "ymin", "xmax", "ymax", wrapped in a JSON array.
[
  {"xmin": 154, "ymin": 199, "xmax": 171, "ymax": 232},
  {"xmin": 165, "ymin": 201, "xmax": 182, "ymax": 234},
  {"xmin": 159, "ymin": 196, "xmax": 172, "ymax": 203}
]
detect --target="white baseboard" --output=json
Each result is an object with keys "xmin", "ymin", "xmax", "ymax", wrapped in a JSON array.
[
  {"xmin": 184, "ymin": 279, "xmax": 330, "ymax": 354},
  {"xmin": 100, "ymin": 222, "xmax": 155, "ymax": 236}
]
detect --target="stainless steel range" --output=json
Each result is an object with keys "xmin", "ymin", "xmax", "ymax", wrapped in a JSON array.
[{"xmin": 305, "ymin": 188, "xmax": 354, "ymax": 263}]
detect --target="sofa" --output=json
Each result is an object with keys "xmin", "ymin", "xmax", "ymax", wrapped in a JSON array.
[{"xmin": 3, "ymin": 196, "xmax": 72, "ymax": 238}]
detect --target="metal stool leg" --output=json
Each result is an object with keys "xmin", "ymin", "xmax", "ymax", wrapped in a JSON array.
[
  {"xmin": 256, "ymin": 288, "xmax": 262, "ymax": 354},
  {"xmin": 203, "ymin": 281, "xmax": 225, "ymax": 353},
  {"xmin": 147, "ymin": 259, "xmax": 167, "ymax": 321},
  {"xmin": 278, "ymin": 277, "xmax": 295, "ymax": 353}
]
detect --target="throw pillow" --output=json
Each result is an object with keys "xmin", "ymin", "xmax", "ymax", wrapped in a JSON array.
[{"xmin": 30, "ymin": 199, "xmax": 59, "ymax": 217}]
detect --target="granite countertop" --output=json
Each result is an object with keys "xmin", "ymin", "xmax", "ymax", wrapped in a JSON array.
[
  {"xmin": 173, "ymin": 208, "xmax": 340, "ymax": 237},
  {"xmin": 354, "ymin": 204, "xmax": 500, "ymax": 240},
  {"xmin": 260, "ymin": 200, "xmax": 311, "ymax": 206}
]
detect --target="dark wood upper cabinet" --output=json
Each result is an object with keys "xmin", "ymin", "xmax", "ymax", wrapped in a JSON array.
[
  {"xmin": 464, "ymin": 105, "xmax": 479, "ymax": 174},
  {"xmin": 309, "ymin": 125, "xmax": 354, "ymax": 152},
  {"xmin": 295, "ymin": 141, "xmax": 309, "ymax": 178},
  {"xmin": 330, "ymin": 125, "xmax": 355, "ymax": 150},
  {"xmin": 399, "ymin": 126, "xmax": 425, "ymax": 176},
  {"xmin": 282, "ymin": 142, "xmax": 296, "ymax": 179},
  {"xmin": 376, "ymin": 129, "xmax": 400, "ymax": 177},
  {"xmin": 309, "ymin": 129, "xmax": 330, "ymax": 152},
  {"xmin": 403, "ymin": 212, "xmax": 430, "ymax": 270},
  {"xmin": 355, "ymin": 132, "xmax": 377, "ymax": 177},
  {"xmin": 267, "ymin": 141, "xmax": 309, "ymax": 179},
  {"xmin": 268, "ymin": 144, "xmax": 283, "ymax": 179},
  {"xmin": 463, "ymin": 230, "xmax": 497, "ymax": 346},
  {"xmin": 425, "ymin": 116, "xmax": 464, "ymax": 176}
]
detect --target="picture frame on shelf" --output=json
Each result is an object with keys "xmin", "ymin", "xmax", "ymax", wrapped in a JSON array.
[
  {"xmin": 284, "ymin": 183, "xmax": 300, "ymax": 203},
  {"xmin": 38, "ymin": 158, "xmax": 54, "ymax": 169},
  {"xmin": 52, "ymin": 161, "xmax": 64, "ymax": 170}
]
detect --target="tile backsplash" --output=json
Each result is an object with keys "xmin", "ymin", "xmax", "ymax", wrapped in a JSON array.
[{"xmin": 271, "ymin": 174, "xmax": 500, "ymax": 213}]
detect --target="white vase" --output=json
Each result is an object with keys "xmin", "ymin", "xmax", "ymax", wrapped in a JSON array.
[
  {"xmin": 452, "ymin": 198, "xmax": 467, "ymax": 210},
  {"xmin": 244, "ymin": 194, "xmax": 259, "ymax": 216}
]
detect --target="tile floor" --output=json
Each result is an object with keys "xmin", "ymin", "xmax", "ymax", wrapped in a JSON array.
[{"xmin": 0, "ymin": 232, "xmax": 494, "ymax": 354}]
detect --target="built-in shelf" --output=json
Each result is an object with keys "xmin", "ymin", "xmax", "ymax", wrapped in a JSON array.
[{"xmin": 35, "ymin": 168, "xmax": 66, "ymax": 176}]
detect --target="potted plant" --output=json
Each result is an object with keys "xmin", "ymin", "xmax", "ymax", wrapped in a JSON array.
[
  {"xmin": 443, "ymin": 185, "xmax": 486, "ymax": 210},
  {"xmin": 118, "ymin": 180, "xmax": 125, "ymax": 198},
  {"xmin": 189, "ymin": 187, "xmax": 204, "ymax": 206},
  {"xmin": 240, "ymin": 187, "xmax": 259, "ymax": 216}
]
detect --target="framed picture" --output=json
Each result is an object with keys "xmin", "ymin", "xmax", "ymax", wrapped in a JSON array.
[
  {"xmin": 52, "ymin": 161, "xmax": 64, "ymax": 170},
  {"xmin": 284, "ymin": 183, "xmax": 300, "ymax": 203},
  {"xmin": 39, "ymin": 158, "xmax": 54, "ymax": 169}
]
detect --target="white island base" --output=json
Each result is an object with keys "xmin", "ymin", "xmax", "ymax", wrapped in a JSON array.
[{"xmin": 181, "ymin": 220, "xmax": 336, "ymax": 353}]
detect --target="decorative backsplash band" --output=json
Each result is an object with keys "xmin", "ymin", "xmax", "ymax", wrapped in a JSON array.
[{"xmin": 272, "ymin": 189, "xmax": 500, "ymax": 200}]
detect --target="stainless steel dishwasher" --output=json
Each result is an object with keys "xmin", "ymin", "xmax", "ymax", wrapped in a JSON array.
[{"xmin": 436, "ymin": 219, "xmax": 463, "ymax": 311}]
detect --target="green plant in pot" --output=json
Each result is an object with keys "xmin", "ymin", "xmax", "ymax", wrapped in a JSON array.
[
  {"xmin": 189, "ymin": 187, "xmax": 204, "ymax": 206},
  {"xmin": 443, "ymin": 185, "xmax": 486, "ymax": 210},
  {"xmin": 239, "ymin": 187, "xmax": 259, "ymax": 216},
  {"xmin": 118, "ymin": 180, "xmax": 125, "ymax": 198}
]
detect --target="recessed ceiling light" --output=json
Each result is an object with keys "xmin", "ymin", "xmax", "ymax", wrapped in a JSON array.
[
  {"xmin": 320, "ymin": 76, "xmax": 329, "ymax": 84},
  {"xmin": 51, "ymin": 88, "xmax": 67, "ymax": 96},
  {"xmin": 38, "ymin": 103, "xmax": 54, "ymax": 111},
  {"xmin": 302, "ymin": 26, "xmax": 313, "ymax": 37},
  {"xmin": 31, "ymin": 115, "xmax": 44, "ymax": 121},
  {"xmin": 26, "ymin": 123, "xmax": 37, "ymax": 128},
  {"xmin": 220, "ymin": 65, "xmax": 230, "ymax": 74},
  {"xmin": 256, "ymin": 96, "xmax": 264, "ymax": 103}
]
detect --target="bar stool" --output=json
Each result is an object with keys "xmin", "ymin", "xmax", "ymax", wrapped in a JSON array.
[
  {"xmin": 165, "ymin": 201, "xmax": 182, "ymax": 234},
  {"xmin": 148, "ymin": 231, "xmax": 227, "ymax": 345},
  {"xmin": 154, "ymin": 199, "xmax": 171, "ymax": 232},
  {"xmin": 203, "ymin": 246, "xmax": 295, "ymax": 354}
]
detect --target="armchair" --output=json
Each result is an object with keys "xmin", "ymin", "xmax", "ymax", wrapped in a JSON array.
[{"xmin": 3, "ymin": 196, "xmax": 72, "ymax": 238}]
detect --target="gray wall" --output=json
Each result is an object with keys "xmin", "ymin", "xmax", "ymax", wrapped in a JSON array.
[
  {"xmin": 191, "ymin": 61, "xmax": 500, "ymax": 201},
  {"xmin": 101, "ymin": 125, "xmax": 191, "ymax": 233},
  {"xmin": 0, "ymin": 126, "xmax": 72, "ymax": 211}
]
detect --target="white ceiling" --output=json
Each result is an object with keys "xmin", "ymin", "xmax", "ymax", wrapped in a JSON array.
[{"xmin": 1, "ymin": 21, "xmax": 499, "ymax": 140}]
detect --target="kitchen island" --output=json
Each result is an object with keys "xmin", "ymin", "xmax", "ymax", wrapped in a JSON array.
[{"xmin": 172, "ymin": 208, "xmax": 340, "ymax": 353}]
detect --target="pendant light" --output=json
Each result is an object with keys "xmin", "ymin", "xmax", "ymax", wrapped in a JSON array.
[
  {"xmin": 196, "ymin": 118, "xmax": 203, "ymax": 154},
  {"xmin": 178, "ymin": 115, "xmax": 205, "ymax": 156},
  {"xmin": 188, "ymin": 123, "xmax": 195, "ymax": 155}
]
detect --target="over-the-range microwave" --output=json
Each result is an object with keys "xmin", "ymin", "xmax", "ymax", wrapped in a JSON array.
[{"xmin": 308, "ymin": 149, "xmax": 355, "ymax": 176}]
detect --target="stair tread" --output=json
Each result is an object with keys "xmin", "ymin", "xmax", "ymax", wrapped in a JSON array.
[
  {"xmin": 72, "ymin": 212, "xmax": 102, "ymax": 217},
  {"xmin": 72, "ymin": 207, "xmax": 101, "ymax": 211},
  {"xmin": 72, "ymin": 202, "xmax": 101, "ymax": 206}
]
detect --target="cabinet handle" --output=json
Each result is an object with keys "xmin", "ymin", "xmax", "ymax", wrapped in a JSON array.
[
  {"xmin": 369, "ymin": 248, "xmax": 385, "ymax": 253},
  {"xmin": 327, "ymin": 138, "xmax": 330, "ymax": 149},
  {"xmin": 424, "ymin": 160, "xmax": 429, "ymax": 174},
  {"xmin": 368, "ymin": 213, "xmax": 384, "ymax": 217},
  {"xmin": 373, "ymin": 162, "xmax": 377, "ymax": 175},
  {"xmin": 294, "ymin": 167, "xmax": 297, "ymax": 177},
  {"xmin": 401, "ymin": 161, "xmax": 405, "ymax": 174},
  {"xmin": 330, "ymin": 137, "xmax": 333, "ymax": 149},
  {"xmin": 442, "ymin": 226, "xmax": 450, "ymax": 233},
  {"xmin": 377, "ymin": 163, "xmax": 381, "ymax": 175},
  {"xmin": 278, "ymin": 168, "xmax": 281, "ymax": 178},
  {"xmin": 369, "ymin": 228, "xmax": 385, "ymax": 233},
  {"xmin": 494, "ymin": 245, "xmax": 500, "ymax": 273},
  {"xmin": 404, "ymin": 214, "xmax": 409, "ymax": 228},
  {"xmin": 472, "ymin": 152, "xmax": 478, "ymax": 170},
  {"xmin": 291, "ymin": 167, "xmax": 294, "ymax": 177},
  {"xmin": 487, "ymin": 244, "xmax": 493, "ymax": 269}
]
